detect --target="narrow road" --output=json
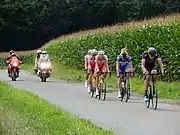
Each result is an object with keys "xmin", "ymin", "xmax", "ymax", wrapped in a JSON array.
[{"xmin": 0, "ymin": 70, "xmax": 180, "ymax": 135}]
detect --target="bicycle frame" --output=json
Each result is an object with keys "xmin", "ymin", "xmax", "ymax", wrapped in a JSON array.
[
  {"xmin": 96, "ymin": 71, "xmax": 111, "ymax": 100},
  {"xmin": 119, "ymin": 72, "xmax": 132, "ymax": 102},
  {"xmin": 145, "ymin": 73, "xmax": 161, "ymax": 109}
]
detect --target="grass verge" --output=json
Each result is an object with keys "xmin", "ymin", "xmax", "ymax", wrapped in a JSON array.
[{"xmin": 0, "ymin": 81, "xmax": 114, "ymax": 135}]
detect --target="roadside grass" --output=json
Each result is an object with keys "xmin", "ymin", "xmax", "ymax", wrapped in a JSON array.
[{"xmin": 0, "ymin": 81, "xmax": 114, "ymax": 135}]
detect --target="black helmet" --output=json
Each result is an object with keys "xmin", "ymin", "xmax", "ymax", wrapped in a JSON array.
[{"xmin": 148, "ymin": 47, "xmax": 157, "ymax": 56}]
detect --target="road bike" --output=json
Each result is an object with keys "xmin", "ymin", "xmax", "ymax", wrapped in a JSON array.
[
  {"xmin": 144, "ymin": 73, "xmax": 161, "ymax": 110},
  {"xmin": 119, "ymin": 72, "xmax": 132, "ymax": 102},
  {"xmin": 95, "ymin": 71, "xmax": 111, "ymax": 100}
]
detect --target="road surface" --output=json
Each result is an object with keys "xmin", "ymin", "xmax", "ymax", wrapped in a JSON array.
[{"xmin": 0, "ymin": 70, "xmax": 180, "ymax": 135}]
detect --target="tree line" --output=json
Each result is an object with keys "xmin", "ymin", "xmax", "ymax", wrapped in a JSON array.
[{"xmin": 0, "ymin": 0, "xmax": 179, "ymax": 52}]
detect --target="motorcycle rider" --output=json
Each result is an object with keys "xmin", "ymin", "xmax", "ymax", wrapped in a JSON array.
[
  {"xmin": 6, "ymin": 52, "xmax": 22, "ymax": 77},
  {"xmin": 37, "ymin": 50, "xmax": 52, "ymax": 76},
  {"xmin": 34, "ymin": 50, "xmax": 42, "ymax": 74}
]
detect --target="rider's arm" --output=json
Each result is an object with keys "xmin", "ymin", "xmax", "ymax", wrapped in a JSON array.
[
  {"xmin": 105, "ymin": 59, "xmax": 109, "ymax": 72},
  {"xmin": 116, "ymin": 56, "xmax": 120, "ymax": 75},
  {"xmin": 141, "ymin": 52, "xmax": 148, "ymax": 73},
  {"xmin": 141, "ymin": 59, "xmax": 147, "ymax": 73},
  {"xmin": 84, "ymin": 55, "xmax": 88, "ymax": 70},
  {"xmin": 128, "ymin": 56, "xmax": 133, "ymax": 72},
  {"xmin": 104, "ymin": 55, "xmax": 109, "ymax": 72},
  {"xmin": 157, "ymin": 57, "xmax": 164, "ymax": 74}
]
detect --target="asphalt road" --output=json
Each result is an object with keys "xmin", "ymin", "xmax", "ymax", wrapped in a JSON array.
[{"xmin": 0, "ymin": 70, "xmax": 180, "ymax": 135}]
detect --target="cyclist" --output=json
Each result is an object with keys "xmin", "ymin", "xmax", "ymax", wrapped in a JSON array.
[
  {"xmin": 87, "ymin": 49, "xmax": 97, "ymax": 93},
  {"xmin": 94, "ymin": 50, "xmax": 110, "ymax": 96},
  {"xmin": 84, "ymin": 49, "xmax": 92, "ymax": 88},
  {"xmin": 116, "ymin": 48, "xmax": 133, "ymax": 98},
  {"xmin": 34, "ymin": 50, "xmax": 42, "ymax": 74},
  {"xmin": 141, "ymin": 47, "xmax": 164, "ymax": 102}
]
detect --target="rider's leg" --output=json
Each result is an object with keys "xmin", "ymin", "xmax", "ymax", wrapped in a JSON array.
[
  {"xmin": 144, "ymin": 74, "xmax": 150, "ymax": 101},
  {"xmin": 17, "ymin": 67, "xmax": 20, "ymax": 77},
  {"xmin": 126, "ymin": 68, "xmax": 131, "ymax": 95},
  {"xmin": 87, "ymin": 70, "xmax": 92, "ymax": 93},
  {"xmin": 95, "ymin": 72, "xmax": 100, "ymax": 95},
  {"xmin": 85, "ymin": 71, "xmax": 89, "ymax": 88}
]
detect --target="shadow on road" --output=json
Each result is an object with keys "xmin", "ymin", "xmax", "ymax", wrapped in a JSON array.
[{"xmin": 156, "ymin": 108, "xmax": 180, "ymax": 113}]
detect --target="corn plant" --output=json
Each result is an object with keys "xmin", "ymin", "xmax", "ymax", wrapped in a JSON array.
[{"xmin": 43, "ymin": 22, "xmax": 180, "ymax": 82}]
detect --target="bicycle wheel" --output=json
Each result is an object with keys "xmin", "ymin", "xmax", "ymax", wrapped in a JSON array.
[
  {"xmin": 121, "ymin": 81, "xmax": 126, "ymax": 102},
  {"xmin": 125, "ymin": 80, "xmax": 129, "ymax": 102},
  {"xmin": 97, "ymin": 77, "xmax": 102, "ymax": 100},
  {"xmin": 91, "ymin": 87, "xmax": 95, "ymax": 97},
  {"xmin": 152, "ymin": 84, "xmax": 158, "ymax": 110},
  {"xmin": 102, "ymin": 78, "xmax": 106, "ymax": 100}
]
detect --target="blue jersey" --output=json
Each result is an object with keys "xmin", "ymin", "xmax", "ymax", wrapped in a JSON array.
[{"xmin": 116, "ymin": 55, "xmax": 132, "ymax": 70}]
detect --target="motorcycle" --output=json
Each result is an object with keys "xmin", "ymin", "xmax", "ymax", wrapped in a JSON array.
[
  {"xmin": 37, "ymin": 61, "xmax": 51, "ymax": 82},
  {"xmin": 9, "ymin": 61, "xmax": 20, "ymax": 81}
]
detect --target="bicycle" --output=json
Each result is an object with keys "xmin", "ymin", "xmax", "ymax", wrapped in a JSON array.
[
  {"xmin": 144, "ymin": 73, "xmax": 161, "ymax": 110},
  {"xmin": 95, "ymin": 71, "xmax": 111, "ymax": 100},
  {"xmin": 119, "ymin": 72, "xmax": 132, "ymax": 102}
]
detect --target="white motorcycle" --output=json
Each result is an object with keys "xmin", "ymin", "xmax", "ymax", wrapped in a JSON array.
[{"xmin": 37, "ymin": 61, "xmax": 51, "ymax": 82}]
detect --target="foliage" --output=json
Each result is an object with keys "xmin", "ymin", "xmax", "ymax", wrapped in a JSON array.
[
  {"xmin": 43, "ymin": 21, "xmax": 180, "ymax": 82},
  {"xmin": 0, "ymin": 0, "xmax": 179, "ymax": 51}
]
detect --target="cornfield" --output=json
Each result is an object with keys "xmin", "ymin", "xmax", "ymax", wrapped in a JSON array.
[{"xmin": 42, "ymin": 21, "xmax": 180, "ymax": 82}]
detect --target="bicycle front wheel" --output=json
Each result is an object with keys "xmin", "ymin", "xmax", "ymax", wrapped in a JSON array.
[
  {"xmin": 152, "ymin": 84, "xmax": 158, "ymax": 110},
  {"xmin": 102, "ymin": 79, "xmax": 106, "ymax": 100},
  {"xmin": 125, "ymin": 80, "xmax": 130, "ymax": 102}
]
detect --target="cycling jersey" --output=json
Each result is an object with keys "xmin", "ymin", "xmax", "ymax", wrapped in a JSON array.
[
  {"xmin": 142, "ymin": 51, "xmax": 160, "ymax": 71},
  {"xmin": 94, "ymin": 55, "xmax": 108, "ymax": 73},
  {"xmin": 116, "ymin": 55, "xmax": 132, "ymax": 73},
  {"xmin": 88, "ymin": 56, "xmax": 96, "ymax": 68}
]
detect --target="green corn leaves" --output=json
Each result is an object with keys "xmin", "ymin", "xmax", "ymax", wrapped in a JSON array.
[{"xmin": 44, "ymin": 22, "xmax": 180, "ymax": 82}]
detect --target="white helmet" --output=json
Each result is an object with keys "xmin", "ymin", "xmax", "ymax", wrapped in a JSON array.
[
  {"xmin": 91, "ymin": 49, "xmax": 97, "ymax": 55},
  {"xmin": 98, "ymin": 50, "xmax": 105, "ymax": 55},
  {"xmin": 88, "ymin": 49, "xmax": 92, "ymax": 54},
  {"xmin": 37, "ymin": 50, "xmax": 42, "ymax": 54},
  {"xmin": 42, "ymin": 50, "xmax": 47, "ymax": 54}
]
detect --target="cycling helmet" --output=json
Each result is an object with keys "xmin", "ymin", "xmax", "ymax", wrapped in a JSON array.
[
  {"xmin": 121, "ymin": 48, "xmax": 127, "ymax": 52},
  {"xmin": 148, "ymin": 47, "xmax": 157, "ymax": 56},
  {"xmin": 37, "ymin": 49, "xmax": 42, "ymax": 54},
  {"xmin": 42, "ymin": 50, "xmax": 47, "ymax": 54},
  {"xmin": 120, "ymin": 50, "xmax": 128, "ymax": 59},
  {"xmin": 10, "ymin": 50, "xmax": 15, "ymax": 55},
  {"xmin": 98, "ymin": 50, "xmax": 105, "ymax": 55},
  {"xmin": 91, "ymin": 49, "xmax": 97, "ymax": 55},
  {"xmin": 88, "ymin": 49, "xmax": 92, "ymax": 54}
]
